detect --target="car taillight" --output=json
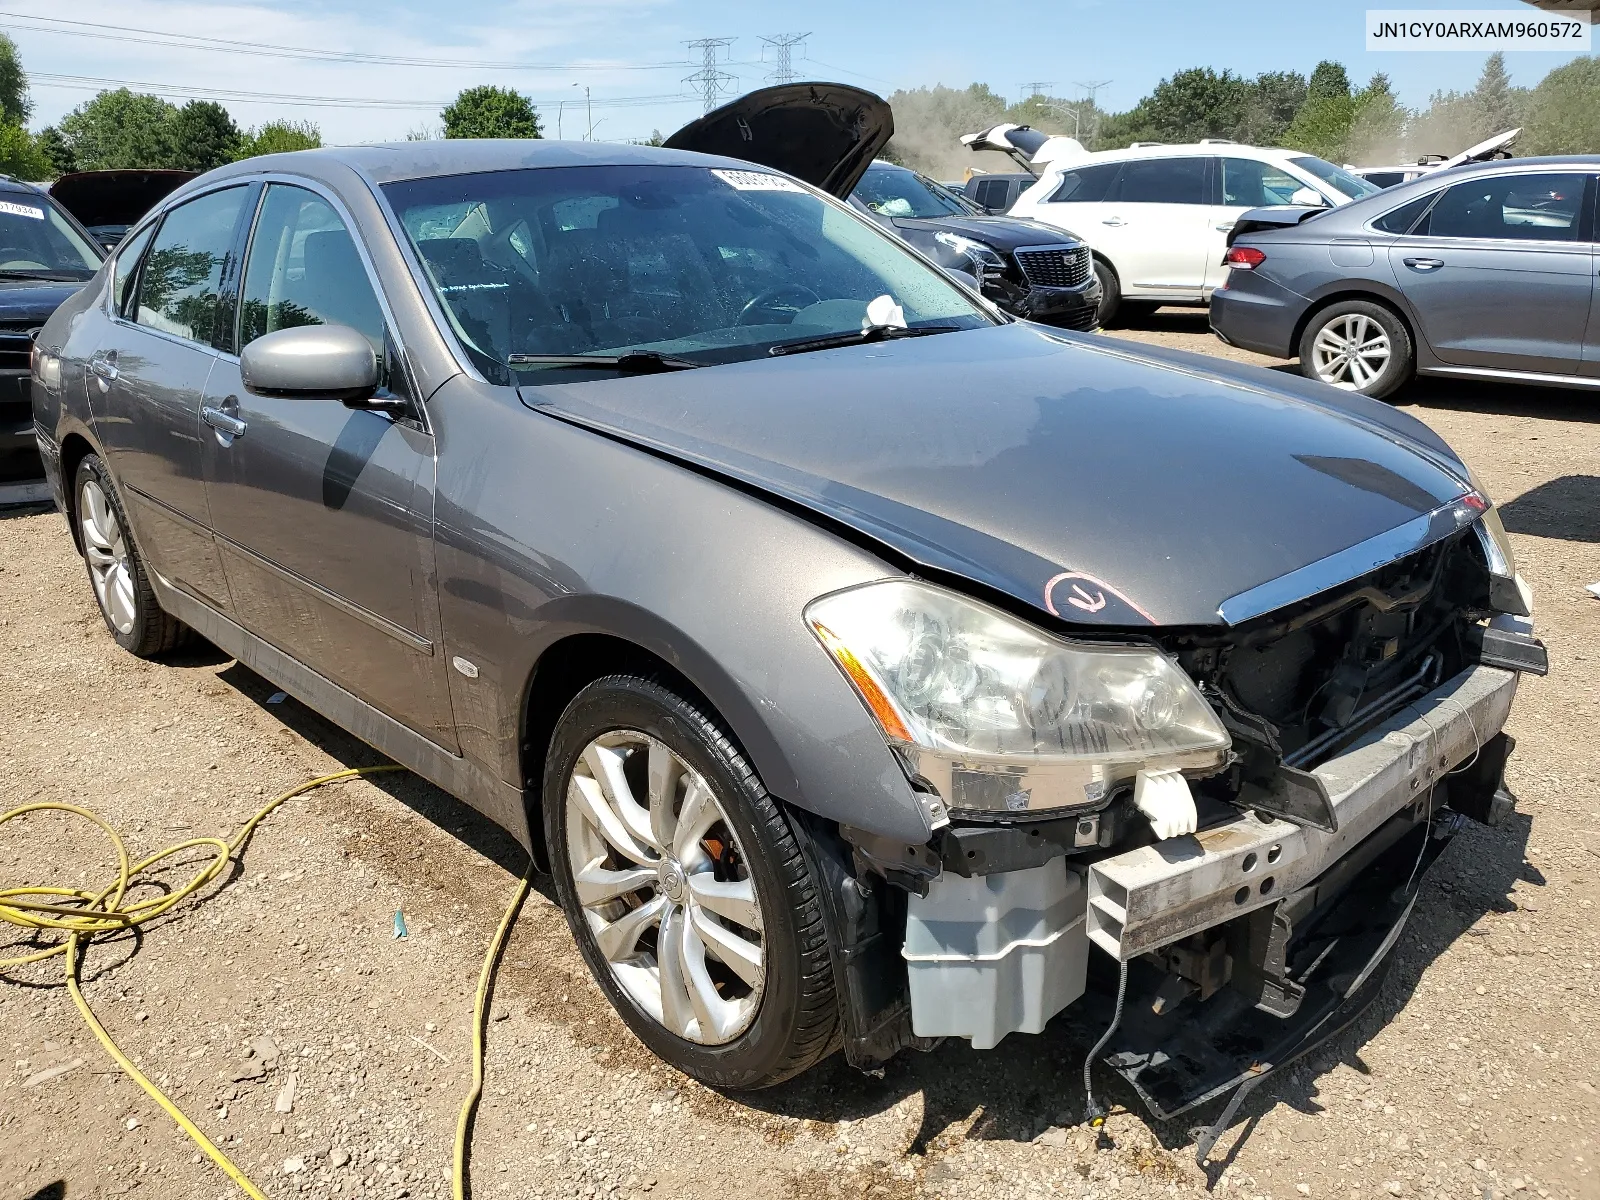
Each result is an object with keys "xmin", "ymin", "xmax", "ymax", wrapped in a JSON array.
[{"xmin": 1225, "ymin": 246, "xmax": 1266, "ymax": 270}]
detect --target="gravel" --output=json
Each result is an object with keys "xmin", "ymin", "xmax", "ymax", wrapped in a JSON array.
[{"xmin": 1, "ymin": 311, "xmax": 1596, "ymax": 1198}]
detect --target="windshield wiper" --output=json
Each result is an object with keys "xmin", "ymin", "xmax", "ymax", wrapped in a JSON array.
[
  {"xmin": 507, "ymin": 351, "xmax": 702, "ymax": 374},
  {"xmin": 767, "ymin": 324, "xmax": 965, "ymax": 358},
  {"xmin": 0, "ymin": 269, "xmax": 90, "ymax": 281}
]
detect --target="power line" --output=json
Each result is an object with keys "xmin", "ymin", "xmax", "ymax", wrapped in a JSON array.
[
  {"xmin": 0, "ymin": 10, "xmax": 691, "ymax": 71},
  {"xmin": 684, "ymin": 38, "xmax": 737, "ymax": 114},
  {"xmin": 759, "ymin": 33, "xmax": 808, "ymax": 87},
  {"xmin": 28, "ymin": 70, "xmax": 700, "ymax": 113}
]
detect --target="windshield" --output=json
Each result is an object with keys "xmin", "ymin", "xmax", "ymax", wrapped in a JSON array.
[
  {"xmin": 852, "ymin": 166, "xmax": 978, "ymax": 219},
  {"xmin": 0, "ymin": 195, "xmax": 102, "ymax": 277},
  {"xmin": 1288, "ymin": 156, "xmax": 1382, "ymax": 201},
  {"xmin": 384, "ymin": 165, "xmax": 992, "ymax": 383}
]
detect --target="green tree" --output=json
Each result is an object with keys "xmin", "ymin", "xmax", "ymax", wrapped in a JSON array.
[
  {"xmin": 882, "ymin": 83, "xmax": 1009, "ymax": 176},
  {"xmin": 1345, "ymin": 73, "xmax": 1407, "ymax": 164},
  {"xmin": 1521, "ymin": 56, "xmax": 1600, "ymax": 154},
  {"xmin": 1139, "ymin": 68, "xmax": 1254, "ymax": 143},
  {"xmin": 35, "ymin": 126, "xmax": 75, "ymax": 175},
  {"xmin": 168, "ymin": 100, "xmax": 241, "ymax": 171},
  {"xmin": 237, "ymin": 119, "xmax": 321, "ymax": 159},
  {"xmin": 1473, "ymin": 52, "xmax": 1520, "ymax": 134},
  {"xmin": 0, "ymin": 124, "xmax": 49, "ymax": 179},
  {"xmin": 1238, "ymin": 71, "xmax": 1307, "ymax": 145},
  {"xmin": 441, "ymin": 86, "xmax": 542, "ymax": 139},
  {"xmin": 60, "ymin": 89, "xmax": 178, "ymax": 170},
  {"xmin": 1284, "ymin": 60, "xmax": 1356, "ymax": 160},
  {"xmin": 0, "ymin": 33, "xmax": 31, "ymax": 127}
]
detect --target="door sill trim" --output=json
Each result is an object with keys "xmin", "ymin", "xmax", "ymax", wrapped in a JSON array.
[
  {"xmin": 148, "ymin": 569, "xmax": 531, "ymax": 851},
  {"xmin": 1420, "ymin": 365, "xmax": 1600, "ymax": 389}
]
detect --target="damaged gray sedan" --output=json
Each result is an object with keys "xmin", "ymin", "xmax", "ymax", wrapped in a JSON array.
[{"xmin": 31, "ymin": 127, "xmax": 1546, "ymax": 1139}]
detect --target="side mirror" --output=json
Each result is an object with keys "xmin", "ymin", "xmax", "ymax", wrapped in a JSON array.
[
  {"xmin": 240, "ymin": 324, "xmax": 388, "ymax": 408},
  {"xmin": 1289, "ymin": 187, "xmax": 1329, "ymax": 208}
]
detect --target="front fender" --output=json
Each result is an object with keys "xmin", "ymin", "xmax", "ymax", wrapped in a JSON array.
[{"xmin": 429, "ymin": 377, "xmax": 935, "ymax": 847}]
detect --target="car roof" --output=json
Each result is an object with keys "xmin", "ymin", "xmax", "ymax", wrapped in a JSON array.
[
  {"xmin": 1064, "ymin": 142, "xmax": 1305, "ymax": 167},
  {"xmin": 194, "ymin": 140, "xmax": 763, "ymax": 190},
  {"xmin": 0, "ymin": 175, "xmax": 46, "ymax": 196}
]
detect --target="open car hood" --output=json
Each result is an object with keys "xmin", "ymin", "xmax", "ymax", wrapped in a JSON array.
[
  {"xmin": 521, "ymin": 323, "xmax": 1478, "ymax": 629},
  {"xmin": 665, "ymin": 83, "xmax": 892, "ymax": 200},
  {"xmin": 48, "ymin": 170, "xmax": 198, "ymax": 229},
  {"xmin": 961, "ymin": 124, "xmax": 1086, "ymax": 174},
  {"xmin": 1439, "ymin": 127, "xmax": 1519, "ymax": 170}
]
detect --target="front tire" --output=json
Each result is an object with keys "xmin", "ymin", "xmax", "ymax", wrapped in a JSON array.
[
  {"xmin": 1298, "ymin": 300, "xmax": 1414, "ymax": 400},
  {"xmin": 544, "ymin": 675, "xmax": 838, "ymax": 1088},
  {"xmin": 73, "ymin": 454, "xmax": 190, "ymax": 657},
  {"xmin": 1092, "ymin": 258, "xmax": 1123, "ymax": 327}
]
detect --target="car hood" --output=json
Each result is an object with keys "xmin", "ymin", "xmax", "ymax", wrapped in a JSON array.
[
  {"xmin": 0, "ymin": 278, "xmax": 87, "ymax": 323},
  {"xmin": 519, "ymin": 323, "xmax": 1474, "ymax": 629},
  {"xmin": 665, "ymin": 82, "xmax": 892, "ymax": 199},
  {"xmin": 890, "ymin": 213, "xmax": 1084, "ymax": 252},
  {"xmin": 49, "ymin": 170, "xmax": 198, "ymax": 230}
]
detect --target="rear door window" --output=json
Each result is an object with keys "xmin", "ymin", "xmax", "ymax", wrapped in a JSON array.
[
  {"xmin": 1220, "ymin": 158, "xmax": 1305, "ymax": 207},
  {"xmin": 1372, "ymin": 193, "xmax": 1438, "ymax": 235},
  {"xmin": 1046, "ymin": 162, "xmax": 1120, "ymax": 204},
  {"xmin": 135, "ymin": 186, "xmax": 250, "ymax": 346},
  {"xmin": 1111, "ymin": 157, "xmax": 1208, "ymax": 205},
  {"xmin": 1418, "ymin": 173, "xmax": 1586, "ymax": 242}
]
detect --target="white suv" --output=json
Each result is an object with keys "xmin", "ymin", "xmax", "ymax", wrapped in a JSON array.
[{"xmin": 1008, "ymin": 142, "xmax": 1381, "ymax": 323}]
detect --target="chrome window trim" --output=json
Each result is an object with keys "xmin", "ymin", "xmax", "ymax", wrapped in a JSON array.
[
  {"xmin": 103, "ymin": 178, "xmax": 253, "ymax": 330},
  {"xmin": 1217, "ymin": 494, "xmax": 1481, "ymax": 626}
]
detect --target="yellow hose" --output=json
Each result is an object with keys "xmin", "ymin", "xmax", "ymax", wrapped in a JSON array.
[{"xmin": 0, "ymin": 764, "xmax": 533, "ymax": 1200}]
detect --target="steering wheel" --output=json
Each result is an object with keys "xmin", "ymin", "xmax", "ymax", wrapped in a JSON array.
[{"xmin": 737, "ymin": 283, "xmax": 822, "ymax": 326}]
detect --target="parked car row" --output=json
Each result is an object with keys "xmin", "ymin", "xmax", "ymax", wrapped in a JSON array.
[{"xmin": 32, "ymin": 80, "xmax": 1545, "ymax": 1130}]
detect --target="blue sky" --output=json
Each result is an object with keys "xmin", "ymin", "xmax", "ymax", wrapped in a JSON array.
[{"xmin": 5, "ymin": 0, "xmax": 1592, "ymax": 145}]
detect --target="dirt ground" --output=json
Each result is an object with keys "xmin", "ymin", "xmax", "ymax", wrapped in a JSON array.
[{"xmin": 3, "ymin": 310, "xmax": 1598, "ymax": 1200}]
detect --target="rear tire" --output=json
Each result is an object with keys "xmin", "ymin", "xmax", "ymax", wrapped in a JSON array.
[
  {"xmin": 544, "ymin": 675, "xmax": 838, "ymax": 1089},
  {"xmin": 73, "ymin": 454, "xmax": 191, "ymax": 658},
  {"xmin": 1297, "ymin": 299, "xmax": 1414, "ymax": 400}
]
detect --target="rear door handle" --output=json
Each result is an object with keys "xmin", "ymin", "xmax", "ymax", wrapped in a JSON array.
[
  {"xmin": 87, "ymin": 351, "xmax": 118, "ymax": 384},
  {"xmin": 1102, "ymin": 216, "xmax": 1127, "ymax": 227},
  {"xmin": 202, "ymin": 405, "xmax": 247, "ymax": 439},
  {"xmin": 1215, "ymin": 222, "xmax": 1235, "ymax": 231},
  {"xmin": 1403, "ymin": 257, "xmax": 1445, "ymax": 271}
]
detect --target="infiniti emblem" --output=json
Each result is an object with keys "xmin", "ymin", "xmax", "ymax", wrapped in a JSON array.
[{"xmin": 657, "ymin": 860, "xmax": 686, "ymax": 903}]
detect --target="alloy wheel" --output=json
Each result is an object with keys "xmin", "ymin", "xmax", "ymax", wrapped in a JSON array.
[
  {"xmin": 565, "ymin": 730, "xmax": 765, "ymax": 1045},
  {"xmin": 79, "ymin": 478, "xmax": 136, "ymax": 635},
  {"xmin": 1310, "ymin": 312, "xmax": 1392, "ymax": 391}
]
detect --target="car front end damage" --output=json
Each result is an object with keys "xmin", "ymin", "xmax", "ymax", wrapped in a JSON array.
[
  {"xmin": 921, "ymin": 231, "xmax": 1101, "ymax": 330},
  {"xmin": 800, "ymin": 509, "xmax": 1544, "ymax": 1149}
]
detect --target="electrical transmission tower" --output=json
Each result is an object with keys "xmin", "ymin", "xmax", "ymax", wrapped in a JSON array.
[
  {"xmin": 1020, "ymin": 81, "xmax": 1055, "ymax": 102},
  {"xmin": 760, "ymin": 33, "xmax": 809, "ymax": 86},
  {"xmin": 1073, "ymin": 79, "xmax": 1113, "ymax": 144},
  {"xmin": 685, "ymin": 38, "xmax": 738, "ymax": 113}
]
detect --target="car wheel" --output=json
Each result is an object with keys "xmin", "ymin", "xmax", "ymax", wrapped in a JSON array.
[
  {"xmin": 1092, "ymin": 259, "xmax": 1122, "ymax": 327},
  {"xmin": 1298, "ymin": 300, "xmax": 1414, "ymax": 400},
  {"xmin": 73, "ymin": 454, "xmax": 191, "ymax": 657},
  {"xmin": 544, "ymin": 675, "xmax": 838, "ymax": 1089}
]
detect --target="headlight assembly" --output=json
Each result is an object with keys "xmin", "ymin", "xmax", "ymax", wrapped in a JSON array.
[
  {"xmin": 933, "ymin": 231, "xmax": 1005, "ymax": 272},
  {"xmin": 1461, "ymin": 467, "xmax": 1532, "ymax": 617},
  {"xmin": 806, "ymin": 580, "xmax": 1229, "ymax": 816}
]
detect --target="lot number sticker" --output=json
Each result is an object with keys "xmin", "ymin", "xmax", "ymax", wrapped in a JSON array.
[
  {"xmin": 0, "ymin": 200, "xmax": 44, "ymax": 220},
  {"xmin": 711, "ymin": 169, "xmax": 806, "ymax": 193}
]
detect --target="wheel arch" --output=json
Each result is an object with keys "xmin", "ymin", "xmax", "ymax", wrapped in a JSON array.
[
  {"xmin": 1291, "ymin": 287, "xmax": 1420, "ymax": 367},
  {"xmin": 56, "ymin": 427, "xmax": 101, "ymax": 554},
  {"xmin": 515, "ymin": 601, "xmax": 807, "ymax": 852}
]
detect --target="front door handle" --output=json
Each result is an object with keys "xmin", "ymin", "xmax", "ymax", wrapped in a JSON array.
[
  {"xmin": 1403, "ymin": 257, "xmax": 1445, "ymax": 271},
  {"xmin": 1215, "ymin": 222, "xmax": 1236, "ymax": 231},
  {"xmin": 1102, "ymin": 217, "xmax": 1127, "ymax": 227},
  {"xmin": 202, "ymin": 405, "xmax": 247, "ymax": 440}
]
